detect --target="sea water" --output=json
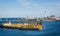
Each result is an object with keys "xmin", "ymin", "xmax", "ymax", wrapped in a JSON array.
[{"xmin": 0, "ymin": 21, "xmax": 60, "ymax": 36}]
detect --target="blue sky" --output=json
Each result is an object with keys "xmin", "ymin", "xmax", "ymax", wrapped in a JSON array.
[{"xmin": 0, "ymin": 0, "xmax": 60, "ymax": 18}]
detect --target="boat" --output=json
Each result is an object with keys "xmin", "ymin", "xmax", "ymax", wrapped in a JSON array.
[{"xmin": 0, "ymin": 22, "xmax": 43, "ymax": 30}]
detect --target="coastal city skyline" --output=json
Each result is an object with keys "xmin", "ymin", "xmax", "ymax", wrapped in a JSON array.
[{"xmin": 0, "ymin": 0, "xmax": 60, "ymax": 18}]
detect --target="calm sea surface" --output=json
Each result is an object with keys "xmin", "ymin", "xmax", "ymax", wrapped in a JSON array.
[{"xmin": 0, "ymin": 21, "xmax": 60, "ymax": 36}]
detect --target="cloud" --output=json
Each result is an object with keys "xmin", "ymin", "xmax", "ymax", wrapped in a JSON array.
[
  {"xmin": 16, "ymin": 0, "xmax": 60, "ymax": 17},
  {"xmin": 16, "ymin": 0, "xmax": 60, "ymax": 10},
  {"xmin": 0, "ymin": 0, "xmax": 60, "ymax": 18},
  {"xmin": 16, "ymin": 0, "xmax": 31, "ymax": 8}
]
